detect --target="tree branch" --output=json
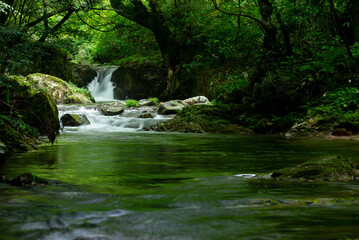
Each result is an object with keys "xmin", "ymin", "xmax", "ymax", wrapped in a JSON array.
[{"xmin": 210, "ymin": 0, "xmax": 265, "ymax": 28}]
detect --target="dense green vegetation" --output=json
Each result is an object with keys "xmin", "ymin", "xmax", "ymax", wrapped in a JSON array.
[
  {"xmin": 125, "ymin": 99, "xmax": 140, "ymax": 108},
  {"xmin": 1, "ymin": 0, "xmax": 359, "ymax": 146}
]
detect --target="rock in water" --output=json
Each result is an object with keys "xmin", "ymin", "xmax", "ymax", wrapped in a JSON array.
[
  {"xmin": 98, "ymin": 102, "xmax": 124, "ymax": 116},
  {"xmin": 158, "ymin": 100, "xmax": 188, "ymax": 115},
  {"xmin": 139, "ymin": 99, "xmax": 158, "ymax": 106},
  {"xmin": 270, "ymin": 155, "xmax": 359, "ymax": 181},
  {"xmin": 184, "ymin": 96, "xmax": 210, "ymax": 105},
  {"xmin": 8, "ymin": 173, "xmax": 49, "ymax": 187},
  {"xmin": 61, "ymin": 114, "xmax": 90, "ymax": 127},
  {"xmin": 138, "ymin": 113, "xmax": 154, "ymax": 118}
]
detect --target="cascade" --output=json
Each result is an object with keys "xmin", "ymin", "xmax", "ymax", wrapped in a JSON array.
[
  {"xmin": 87, "ymin": 66, "xmax": 118, "ymax": 102},
  {"xmin": 58, "ymin": 105, "xmax": 173, "ymax": 133}
]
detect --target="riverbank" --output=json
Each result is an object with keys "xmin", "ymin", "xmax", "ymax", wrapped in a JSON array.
[{"xmin": 0, "ymin": 73, "xmax": 94, "ymax": 156}]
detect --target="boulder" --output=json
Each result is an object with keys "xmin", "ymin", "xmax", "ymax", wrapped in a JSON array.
[
  {"xmin": 61, "ymin": 114, "xmax": 90, "ymax": 127},
  {"xmin": 1, "ymin": 75, "xmax": 60, "ymax": 152},
  {"xmin": 138, "ymin": 113, "xmax": 154, "ymax": 118},
  {"xmin": 23, "ymin": 90, "xmax": 60, "ymax": 137},
  {"xmin": 98, "ymin": 102, "xmax": 124, "ymax": 116},
  {"xmin": 26, "ymin": 73, "xmax": 94, "ymax": 104},
  {"xmin": 184, "ymin": 96, "xmax": 210, "ymax": 106},
  {"xmin": 268, "ymin": 155, "xmax": 359, "ymax": 181},
  {"xmin": 158, "ymin": 100, "xmax": 188, "ymax": 115}
]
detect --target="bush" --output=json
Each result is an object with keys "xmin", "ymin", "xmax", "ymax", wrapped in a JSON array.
[
  {"xmin": 305, "ymin": 87, "xmax": 359, "ymax": 130},
  {"xmin": 149, "ymin": 97, "xmax": 159, "ymax": 105}
]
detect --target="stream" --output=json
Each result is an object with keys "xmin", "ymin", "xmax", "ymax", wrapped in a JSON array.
[
  {"xmin": 1, "ymin": 69, "xmax": 359, "ymax": 239},
  {"xmin": 1, "ymin": 103, "xmax": 359, "ymax": 239}
]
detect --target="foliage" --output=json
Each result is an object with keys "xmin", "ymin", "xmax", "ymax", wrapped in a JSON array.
[
  {"xmin": 304, "ymin": 87, "xmax": 359, "ymax": 129},
  {"xmin": 125, "ymin": 99, "xmax": 139, "ymax": 108},
  {"xmin": 0, "ymin": 113, "xmax": 39, "ymax": 138},
  {"xmin": 149, "ymin": 97, "xmax": 159, "ymax": 105},
  {"xmin": 1, "ymin": 0, "xmax": 359, "ymax": 137}
]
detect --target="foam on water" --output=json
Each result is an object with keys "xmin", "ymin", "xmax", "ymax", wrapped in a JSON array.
[{"xmin": 58, "ymin": 104, "xmax": 172, "ymax": 133}]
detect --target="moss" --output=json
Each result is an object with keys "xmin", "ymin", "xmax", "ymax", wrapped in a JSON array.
[
  {"xmin": 27, "ymin": 73, "xmax": 94, "ymax": 104},
  {"xmin": 0, "ymin": 119, "xmax": 38, "ymax": 152},
  {"xmin": 1, "ymin": 74, "xmax": 60, "ymax": 151},
  {"xmin": 149, "ymin": 105, "xmax": 252, "ymax": 134},
  {"xmin": 270, "ymin": 155, "xmax": 359, "ymax": 181}
]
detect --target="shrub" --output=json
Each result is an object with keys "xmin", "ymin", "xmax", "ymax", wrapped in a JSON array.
[
  {"xmin": 149, "ymin": 97, "xmax": 159, "ymax": 105},
  {"xmin": 125, "ymin": 99, "xmax": 139, "ymax": 108}
]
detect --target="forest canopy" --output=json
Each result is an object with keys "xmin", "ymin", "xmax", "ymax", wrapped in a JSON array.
[{"xmin": 1, "ymin": 0, "xmax": 359, "ymax": 102}]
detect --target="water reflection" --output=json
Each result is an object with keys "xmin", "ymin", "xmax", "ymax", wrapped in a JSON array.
[{"xmin": 0, "ymin": 133, "xmax": 359, "ymax": 239}]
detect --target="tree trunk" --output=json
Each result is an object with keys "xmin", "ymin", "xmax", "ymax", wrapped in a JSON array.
[
  {"xmin": 257, "ymin": 0, "xmax": 281, "ymax": 55},
  {"xmin": 39, "ymin": 9, "xmax": 75, "ymax": 42}
]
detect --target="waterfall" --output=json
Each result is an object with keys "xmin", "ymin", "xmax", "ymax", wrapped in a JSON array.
[{"xmin": 87, "ymin": 66, "xmax": 118, "ymax": 102}]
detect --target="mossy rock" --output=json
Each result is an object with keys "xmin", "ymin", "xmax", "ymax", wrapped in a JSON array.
[
  {"xmin": 6, "ymin": 173, "xmax": 49, "ymax": 187},
  {"xmin": 270, "ymin": 155, "xmax": 359, "ymax": 181},
  {"xmin": 23, "ymin": 90, "xmax": 60, "ymax": 137},
  {"xmin": 98, "ymin": 102, "xmax": 124, "ymax": 116},
  {"xmin": 0, "ymin": 119, "xmax": 38, "ymax": 153},
  {"xmin": 61, "ymin": 114, "xmax": 90, "ymax": 127},
  {"xmin": 148, "ymin": 105, "xmax": 252, "ymax": 134},
  {"xmin": 1, "ymin": 75, "xmax": 60, "ymax": 151},
  {"xmin": 27, "ymin": 73, "xmax": 94, "ymax": 104},
  {"xmin": 158, "ymin": 100, "xmax": 188, "ymax": 115}
]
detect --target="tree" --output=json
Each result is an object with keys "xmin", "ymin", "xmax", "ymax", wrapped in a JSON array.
[
  {"xmin": 110, "ymin": 0, "xmax": 181, "ymax": 98},
  {"xmin": 110, "ymin": 0, "xmax": 177, "ymax": 67}
]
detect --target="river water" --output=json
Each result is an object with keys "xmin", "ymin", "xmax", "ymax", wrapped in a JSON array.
[{"xmin": 1, "ymin": 105, "xmax": 359, "ymax": 240}]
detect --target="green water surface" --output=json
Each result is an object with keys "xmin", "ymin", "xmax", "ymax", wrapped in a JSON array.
[{"xmin": 0, "ymin": 132, "xmax": 359, "ymax": 239}]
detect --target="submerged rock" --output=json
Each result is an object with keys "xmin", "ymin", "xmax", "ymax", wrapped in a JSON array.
[
  {"xmin": 7, "ymin": 173, "xmax": 49, "ymax": 187},
  {"xmin": 158, "ymin": 100, "xmax": 188, "ymax": 115},
  {"xmin": 268, "ymin": 155, "xmax": 359, "ymax": 181},
  {"xmin": 61, "ymin": 114, "xmax": 90, "ymax": 127},
  {"xmin": 138, "ymin": 113, "xmax": 154, "ymax": 119},
  {"xmin": 98, "ymin": 102, "xmax": 124, "ymax": 116}
]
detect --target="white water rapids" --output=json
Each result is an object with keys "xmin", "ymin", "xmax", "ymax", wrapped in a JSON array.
[{"xmin": 58, "ymin": 104, "xmax": 173, "ymax": 133}]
